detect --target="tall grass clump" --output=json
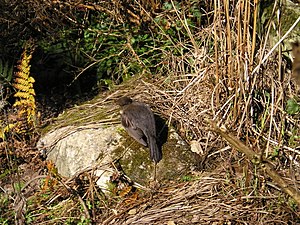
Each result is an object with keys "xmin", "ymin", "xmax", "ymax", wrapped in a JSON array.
[{"xmin": 133, "ymin": 0, "xmax": 300, "ymax": 212}]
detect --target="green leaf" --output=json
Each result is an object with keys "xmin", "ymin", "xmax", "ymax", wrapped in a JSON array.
[
  {"xmin": 163, "ymin": 2, "xmax": 173, "ymax": 10},
  {"xmin": 286, "ymin": 99, "xmax": 300, "ymax": 115}
]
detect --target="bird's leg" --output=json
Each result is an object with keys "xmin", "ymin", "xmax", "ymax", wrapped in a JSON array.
[
  {"xmin": 149, "ymin": 162, "xmax": 160, "ymax": 193},
  {"xmin": 153, "ymin": 162, "xmax": 157, "ymax": 182},
  {"xmin": 149, "ymin": 162, "xmax": 158, "ymax": 192}
]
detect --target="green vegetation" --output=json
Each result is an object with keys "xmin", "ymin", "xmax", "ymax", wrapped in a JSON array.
[
  {"xmin": 0, "ymin": 58, "xmax": 13, "ymax": 84},
  {"xmin": 286, "ymin": 98, "xmax": 300, "ymax": 115}
]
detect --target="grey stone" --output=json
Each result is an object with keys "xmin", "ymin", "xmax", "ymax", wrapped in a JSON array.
[
  {"xmin": 37, "ymin": 124, "xmax": 122, "ymax": 177},
  {"xmin": 37, "ymin": 120, "xmax": 198, "ymax": 189}
]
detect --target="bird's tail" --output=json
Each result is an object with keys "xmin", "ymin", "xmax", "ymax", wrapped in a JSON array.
[{"xmin": 148, "ymin": 136, "xmax": 162, "ymax": 163}]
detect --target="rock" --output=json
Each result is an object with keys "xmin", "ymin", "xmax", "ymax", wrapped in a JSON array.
[
  {"xmin": 117, "ymin": 127, "xmax": 199, "ymax": 185},
  {"xmin": 37, "ymin": 124, "xmax": 122, "ymax": 177},
  {"xmin": 37, "ymin": 112, "xmax": 198, "ymax": 189}
]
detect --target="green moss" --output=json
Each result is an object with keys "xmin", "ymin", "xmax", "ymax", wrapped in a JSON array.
[
  {"xmin": 112, "ymin": 128, "xmax": 198, "ymax": 186},
  {"xmin": 39, "ymin": 95, "xmax": 116, "ymax": 135},
  {"xmin": 38, "ymin": 75, "xmax": 149, "ymax": 136},
  {"xmin": 112, "ymin": 132, "xmax": 154, "ymax": 184}
]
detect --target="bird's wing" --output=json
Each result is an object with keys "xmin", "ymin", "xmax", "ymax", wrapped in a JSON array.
[
  {"xmin": 120, "ymin": 102, "xmax": 161, "ymax": 162},
  {"xmin": 121, "ymin": 112, "xmax": 147, "ymax": 146},
  {"xmin": 131, "ymin": 103, "xmax": 157, "ymax": 134}
]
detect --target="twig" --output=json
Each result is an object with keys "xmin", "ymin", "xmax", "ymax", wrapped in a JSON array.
[{"xmin": 209, "ymin": 120, "xmax": 300, "ymax": 207}]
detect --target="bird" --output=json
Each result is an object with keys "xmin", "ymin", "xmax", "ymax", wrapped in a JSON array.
[{"xmin": 116, "ymin": 96, "xmax": 162, "ymax": 163}]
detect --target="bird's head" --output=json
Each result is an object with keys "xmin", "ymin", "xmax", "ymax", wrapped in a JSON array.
[{"xmin": 116, "ymin": 96, "xmax": 133, "ymax": 106}]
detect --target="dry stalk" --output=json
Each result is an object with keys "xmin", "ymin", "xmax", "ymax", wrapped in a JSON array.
[{"xmin": 209, "ymin": 120, "xmax": 300, "ymax": 208}]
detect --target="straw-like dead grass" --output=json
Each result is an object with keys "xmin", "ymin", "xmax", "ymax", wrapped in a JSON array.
[
  {"xmin": 101, "ymin": 170, "xmax": 296, "ymax": 224},
  {"xmin": 103, "ymin": 0, "xmax": 300, "ymax": 222}
]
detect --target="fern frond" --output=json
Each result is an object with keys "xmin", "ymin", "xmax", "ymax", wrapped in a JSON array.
[
  {"xmin": 13, "ymin": 99, "xmax": 33, "ymax": 107},
  {"xmin": 27, "ymin": 94, "xmax": 36, "ymax": 102},
  {"xmin": 28, "ymin": 89, "xmax": 35, "ymax": 96},
  {"xmin": 13, "ymin": 84, "xmax": 31, "ymax": 92},
  {"xmin": 0, "ymin": 123, "xmax": 15, "ymax": 140},
  {"xmin": 12, "ymin": 40, "xmax": 37, "ymax": 135},
  {"xmin": 16, "ymin": 65, "xmax": 30, "ymax": 75},
  {"xmin": 4, "ymin": 123, "xmax": 15, "ymax": 133},
  {"xmin": 14, "ymin": 91, "xmax": 31, "ymax": 99},
  {"xmin": 14, "ymin": 77, "xmax": 30, "ymax": 86},
  {"xmin": 28, "ymin": 77, "xmax": 35, "ymax": 83}
]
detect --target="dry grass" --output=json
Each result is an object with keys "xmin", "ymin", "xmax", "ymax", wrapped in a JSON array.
[
  {"xmin": 15, "ymin": 163, "xmax": 299, "ymax": 224},
  {"xmin": 104, "ymin": 0, "xmax": 300, "ymax": 222},
  {"xmin": 101, "ymin": 170, "xmax": 297, "ymax": 224}
]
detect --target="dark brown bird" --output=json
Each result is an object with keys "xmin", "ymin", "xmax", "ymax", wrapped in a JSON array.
[{"xmin": 116, "ymin": 96, "xmax": 162, "ymax": 163}]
